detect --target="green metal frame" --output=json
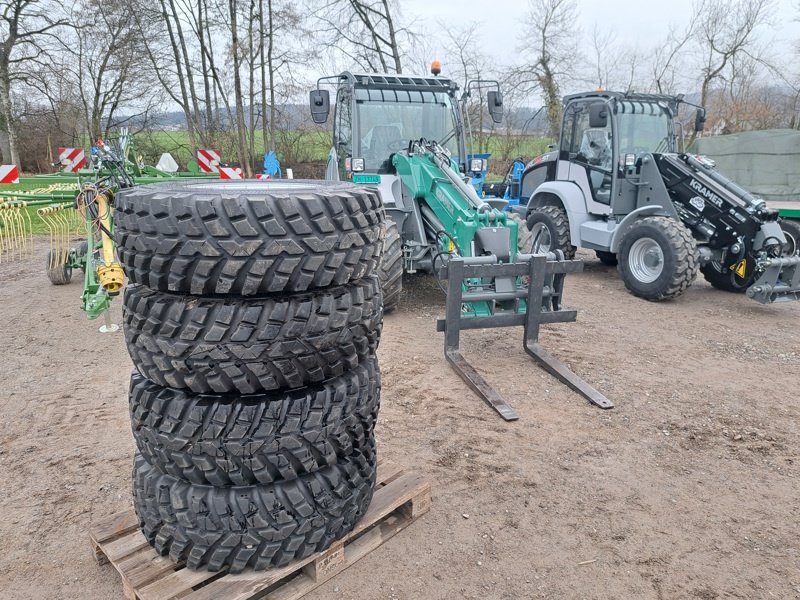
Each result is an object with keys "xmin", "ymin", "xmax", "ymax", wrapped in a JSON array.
[{"xmin": 392, "ymin": 141, "xmax": 520, "ymax": 317}]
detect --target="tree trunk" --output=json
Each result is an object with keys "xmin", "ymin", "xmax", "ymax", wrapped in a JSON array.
[
  {"xmin": 267, "ymin": 0, "xmax": 275, "ymax": 152},
  {"xmin": 159, "ymin": 0, "xmax": 197, "ymax": 150},
  {"xmin": 380, "ymin": 0, "xmax": 401, "ymax": 73},
  {"xmin": 0, "ymin": 62, "xmax": 19, "ymax": 166},
  {"xmin": 258, "ymin": 0, "xmax": 268, "ymax": 153},
  {"xmin": 229, "ymin": 0, "xmax": 251, "ymax": 176},
  {"xmin": 197, "ymin": 0, "xmax": 214, "ymax": 132}
]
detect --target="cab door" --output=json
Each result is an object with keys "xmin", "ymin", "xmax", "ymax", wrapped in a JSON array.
[
  {"xmin": 559, "ymin": 102, "xmax": 613, "ymax": 215},
  {"xmin": 331, "ymin": 88, "xmax": 353, "ymax": 180}
]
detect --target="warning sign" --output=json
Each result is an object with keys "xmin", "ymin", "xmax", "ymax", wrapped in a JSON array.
[{"xmin": 730, "ymin": 259, "xmax": 747, "ymax": 278}]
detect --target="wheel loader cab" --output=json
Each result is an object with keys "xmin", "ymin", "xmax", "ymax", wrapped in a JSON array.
[
  {"xmin": 327, "ymin": 74, "xmax": 465, "ymax": 186},
  {"xmin": 559, "ymin": 99, "xmax": 615, "ymax": 212}
]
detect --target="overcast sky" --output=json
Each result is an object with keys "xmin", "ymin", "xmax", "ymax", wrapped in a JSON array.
[{"xmin": 401, "ymin": 0, "xmax": 800, "ymax": 79}]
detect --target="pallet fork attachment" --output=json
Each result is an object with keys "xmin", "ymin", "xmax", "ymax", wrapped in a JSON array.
[{"xmin": 436, "ymin": 253, "xmax": 613, "ymax": 420}]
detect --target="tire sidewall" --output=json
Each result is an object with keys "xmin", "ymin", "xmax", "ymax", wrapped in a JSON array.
[
  {"xmin": 619, "ymin": 221, "xmax": 681, "ymax": 297},
  {"xmin": 526, "ymin": 210, "xmax": 560, "ymax": 254}
]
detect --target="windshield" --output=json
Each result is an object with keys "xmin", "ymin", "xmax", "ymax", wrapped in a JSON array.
[
  {"xmin": 354, "ymin": 88, "xmax": 459, "ymax": 171},
  {"xmin": 615, "ymin": 101, "xmax": 674, "ymax": 154}
]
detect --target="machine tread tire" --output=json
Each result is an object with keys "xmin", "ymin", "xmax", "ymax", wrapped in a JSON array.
[
  {"xmin": 526, "ymin": 206, "xmax": 575, "ymax": 259},
  {"xmin": 481, "ymin": 182, "xmax": 508, "ymax": 198},
  {"xmin": 779, "ymin": 218, "xmax": 800, "ymax": 256},
  {"xmin": 618, "ymin": 216, "xmax": 698, "ymax": 301},
  {"xmin": 130, "ymin": 358, "xmax": 380, "ymax": 486},
  {"xmin": 132, "ymin": 443, "xmax": 376, "ymax": 573},
  {"xmin": 595, "ymin": 250, "xmax": 618, "ymax": 266},
  {"xmin": 46, "ymin": 250, "xmax": 72, "ymax": 285},
  {"xmin": 114, "ymin": 180, "xmax": 384, "ymax": 296},
  {"xmin": 701, "ymin": 218, "xmax": 800, "ymax": 293},
  {"xmin": 377, "ymin": 218, "xmax": 402, "ymax": 313},
  {"xmin": 123, "ymin": 278, "xmax": 383, "ymax": 394}
]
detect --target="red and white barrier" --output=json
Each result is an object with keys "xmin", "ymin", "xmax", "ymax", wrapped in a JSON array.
[
  {"xmin": 219, "ymin": 166, "xmax": 243, "ymax": 180},
  {"xmin": 58, "ymin": 147, "xmax": 87, "ymax": 172},
  {"xmin": 0, "ymin": 164, "xmax": 19, "ymax": 184},
  {"xmin": 256, "ymin": 173, "xmax": 271, "ymax": 180},
  {"xmin": 197, "ymin": 148, "xmax": 221, "ymax": 173}
]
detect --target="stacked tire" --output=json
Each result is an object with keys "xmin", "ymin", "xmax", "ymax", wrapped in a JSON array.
[{"xmin": 114, "ymin": 180, "xmax": 385, "ymax": 573}]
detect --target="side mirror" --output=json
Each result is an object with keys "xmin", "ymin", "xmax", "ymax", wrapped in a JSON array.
[
  {"xmin": 487, "ymin": 91, "xmax": 503, "ymax": 124},
  {"xmin": 694, "ymin": 109, "xmax": 706, "ymax": 132},
  {"xmin": 589, "ymin": 102, "xmax": 607, "ymax": 128},
  {"xmin": 309, "ymin": 89, "xmax": 330, "ymax": 124}
]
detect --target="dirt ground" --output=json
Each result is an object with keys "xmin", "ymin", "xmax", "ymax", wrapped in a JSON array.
[{"xmin": 1, "ymin": 240, "xmax": 799, "ymax": 600}]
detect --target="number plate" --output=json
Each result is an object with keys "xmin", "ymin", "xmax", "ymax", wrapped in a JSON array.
[{"xmin": 353, "ymin": 174, "xmax": 381, "ymax": 184}]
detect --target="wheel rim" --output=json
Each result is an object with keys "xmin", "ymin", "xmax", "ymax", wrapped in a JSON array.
[
  {"xmin": 783, "ymin": 230, "xmax": 798, "ymax": 256},
  {"xmin": 628, "ymin": 237, "xmax": 664, "ymax": 283},
  {"xmin": 529, "ymin": 223, "xmax": 552, "ymax": 254}
]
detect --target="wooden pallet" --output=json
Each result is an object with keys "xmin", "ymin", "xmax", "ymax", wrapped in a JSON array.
[{"xmin": 90, "ymin": 462, "xmax": 432, "ymax": 600}]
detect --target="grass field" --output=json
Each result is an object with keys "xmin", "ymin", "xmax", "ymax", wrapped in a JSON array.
[{"xmin": 131, "ymin": 129, "xmax": 553, "ymax": 176}]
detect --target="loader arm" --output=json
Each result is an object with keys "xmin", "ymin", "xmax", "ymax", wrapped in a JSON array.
[{"xmin": 392, "ymin": 139, "xmax": 518, "ymax": 262}]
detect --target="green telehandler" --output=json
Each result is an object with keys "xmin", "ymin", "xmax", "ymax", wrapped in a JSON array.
[{"xmin": 309, "ymin": 71, "xmax": 613, "ymax": 419}]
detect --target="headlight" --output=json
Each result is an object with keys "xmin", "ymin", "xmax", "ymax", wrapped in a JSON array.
[
  {"xmin": 470, "ymin": 158, "xmax": 485, "ymax": 173},
  {"xmin": 351, "ymin": 157, "xmax": 365, "ymax": 172}
]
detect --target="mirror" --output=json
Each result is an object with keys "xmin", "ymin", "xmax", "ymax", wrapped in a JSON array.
[
  {"xmin": 487, "ymin": 91, "xmax": 503, "ymax": 123},
  {"xmin": 589, "ymin": 102, "xmax": 607, "ymax": 128},
  {"xmin": 694, "ymin": 109, "xmax": 706, "ymax": 132},
  {"xmin": 309, "ymin": 89, "xmax": 330, "ymax": 124}
]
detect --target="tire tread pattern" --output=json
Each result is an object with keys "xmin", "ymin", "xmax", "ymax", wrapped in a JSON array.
[
  {"xmin": 132, "ymin": 444, "xmax": 376, "ymax": 573},
  {"xmin": 618, "ymin": 216, "xmax": 698, "ymax": 301},
  {"xmin": 114, "ymin": 181, "xmax": 384, "ymax": 295},
  {"xmin": 130, "ymin": 359, "xmax": 380, "ymax": 486},
  {"xmin": 123, "ymin": 278, "xmax": 383, "ymax": 394},
  {"xmin": 526, "ymin": 205, "xmax": 576, "ymax": 259},
  {"xmin": 377, "ymin": 219, "xmax": 402, "ymax": 313}
]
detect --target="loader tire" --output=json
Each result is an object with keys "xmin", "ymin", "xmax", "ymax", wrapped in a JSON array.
[
  {"xmin": 482, "ymin": 182, "xmax": 508, "ymax": 198},
  {"xmin": 525, "ymin": 206, "xmax": 575, "ymax": 259},
  {"xmin": 508, "ymin": 213, "xmax": 533, "ymax": 255},
  {"xmin": 779, "ymin": 218, "xmax": 800, "ymax": 256},
  {"xmin": 77, "ymin": 241, "xmax": 89, "ymax": 273},
  {"xmin": 377, "ymin": 218, "xmax": 403, "ymax": 313},
  {"xmin": 46, "ymin": 250, "xmax": 72, "ymax": 285},
  {"xmin": 114, "ymin": 180, "xmax": 384, "ymax": 296},
  {"xmin": 618, "ymin": 216, "xmax": 698, "ymax": 301},
  {"xmin": 123, "ymin": 278, "xmax": 383, "ymax": 394},
  {"xmin": 130, "ymin": 357, "xmax": 380, "ymax": 486},
  {"xmin": 595, "ymin": 250, "xmax": 618, "ymax": 266},
  {"xmin": 132, "ymin": 442, "xmax": 376, "ymax": 573},
  {"xmin": 700, "ymin": 260, "xmax": 753, "ymax": 292},
  {"xmin": 701, "ymin": 218, "xmax": 800, "ymax": 293}
]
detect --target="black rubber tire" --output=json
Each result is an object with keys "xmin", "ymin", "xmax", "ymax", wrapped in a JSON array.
[
  {"xmin": 130, "ymin": 357, "xmax": 380, "ymax": 486},
  {"xmin": 77, "ymin": 241, "xmax": 89, "ymax": 274},
  {"xmin": 123, "ymin": 278, "xmax": 383, "ymax": 394},
  {"xmin": 132, "ymin": 442, "xmax": 376, "ymax": 572},
  {"xmin": 700, "ymin": 259, "xmax": 752, "ymax": 292},
  {"xmin": 377, "ymin": 218, "xmax": 403, "ymax": 313},
  {"xmin": 114, "ymin": 180, "xmax": 384, "ymax": 296},
  {"xmin": 525, "ymin": 206, "xmax": 575, "ymax": 259},
  {"xmin": 508, "ymin": 213, "xmax": 532, "ymax": 254},
  {"xmin": 701, "ymin": 218, "xmax": 800, "ymax": 292},
  {"xmin": 46, "ymin": 250, "xmax": 72, "ymax": 285},
  {"xmin": 618, "ymin": 216, "xmax": 698, "ymax": 301},
  {"xmin": 780, "ymin": 218, "xmax": 800, "ymax": 256},
  {"xmin": 482, "ymin": 182, "xmax": 508, "ymax": 198},
  {"xmin": 595, "ymin": 250, "xmax": 618, "ymax": 266}
]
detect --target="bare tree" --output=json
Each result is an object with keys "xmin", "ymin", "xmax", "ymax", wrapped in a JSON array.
[
  {"xmin": 695, "ymin": 0, "xmax": 773, "ymax": 110},
  {"xmin": 512, "ymin": 0, "xmax": 580, "ymax": 138},
  {"xmin": 314, "ymin": 0, "xmax": 409, "ymax": 73},
  {"xmin": 0, "ymin": 0, "xmax": 68, "ymax": 165},
  {"xmin": 650, "ymin": 18, "xmax": 697, "ymax": 94}
]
